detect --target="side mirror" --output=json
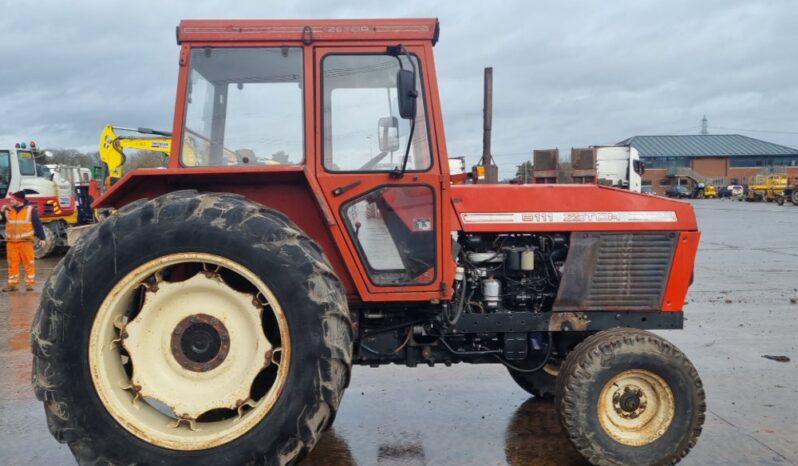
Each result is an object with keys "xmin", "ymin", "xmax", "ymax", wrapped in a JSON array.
[
  {"xmin": 396, "ymin": 69, "xmax": 417, "ymax": 119},
  {"xmin": 378, "ymin": 117, "xmax": 400, "ymax": 153},
  {"xmin": 633, "ymin": 160, "xmax": 645, "ymax": 175}
]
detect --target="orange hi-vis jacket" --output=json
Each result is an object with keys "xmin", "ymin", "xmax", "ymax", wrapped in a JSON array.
[{"xmin": 5, "ymin": 205, "xmax": 36, "ymax": 242}]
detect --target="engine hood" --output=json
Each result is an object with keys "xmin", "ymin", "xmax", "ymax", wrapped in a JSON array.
[{"xmin": 450, "ymin": 184, "xmax": 697, "ymax": 232}]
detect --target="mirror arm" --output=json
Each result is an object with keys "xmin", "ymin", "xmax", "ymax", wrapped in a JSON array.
[
  {"xmin": 390, "ymin": 117, "xmax": 415, "ymax": 179},
  {"xmin": 390, "ymin": 44, "xmax": 419, "ymax": 179}
]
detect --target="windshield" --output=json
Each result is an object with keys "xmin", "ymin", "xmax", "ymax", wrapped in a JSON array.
[
  {"xmin": 0, "ymin": 150, "xmax": 10, "ymax": 197},
  {"xmin": 181, "ymin": 47, "xmax": 304, "ymax": 167},
  {"xmin": 17, "ymin": 150, "xmax": 36, "ymax": 176}
]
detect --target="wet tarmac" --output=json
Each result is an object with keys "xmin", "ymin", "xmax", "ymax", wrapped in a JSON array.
[{"xmin": 1, "ymin": 199, "xmax": 797, "ymax": 465}]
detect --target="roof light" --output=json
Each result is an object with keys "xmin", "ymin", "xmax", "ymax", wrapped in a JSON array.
[
  {"xmin": 20, "ymin": 142, "xmax": 27, "ymax": 149},
  {"xmin": 15, "ymin": 143, "xmax": 20, "ymax": 148},
  {"xmin": 30, "ymin": 141, "xmax": 37, "ymax": 148}
]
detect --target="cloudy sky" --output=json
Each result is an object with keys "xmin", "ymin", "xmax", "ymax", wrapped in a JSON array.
[{"xmin": 2, "ymin": 0, "xmax": 796, "ymax": 177}]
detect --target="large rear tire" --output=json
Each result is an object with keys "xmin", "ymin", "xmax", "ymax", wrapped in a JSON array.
[
  {"xmin": 791, "ymin": 190, "xmax": 798, "ymax": 206},
  {"xmin": 31, "ymin": 190, "xmax": 353, "ymax": 465},
  {"xmin": 556, "ymin": 329, "xmax": 705, "ymax": 466}
]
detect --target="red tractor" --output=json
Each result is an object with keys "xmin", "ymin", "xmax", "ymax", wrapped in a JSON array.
[{"xmin": 33, "ymin": 19, "xmax": 704, "ymax": 466}]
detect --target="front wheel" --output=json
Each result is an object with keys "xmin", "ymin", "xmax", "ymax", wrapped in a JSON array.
[
  {"xmin": 32, "ymin": 191, "xmax": 353, "ymax": 465},
  {"xmin": 556, "ymin": 329, "xmax": 705, "ymax": 466}
]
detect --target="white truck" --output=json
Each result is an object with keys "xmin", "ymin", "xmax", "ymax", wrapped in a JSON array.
[
  {"xmin": 0, "ymin": 142, "xmax": 78, "ymax": 257},
  {"xmin": 593, "ymin": 145, "xmax": 643, "ymax": 193}
]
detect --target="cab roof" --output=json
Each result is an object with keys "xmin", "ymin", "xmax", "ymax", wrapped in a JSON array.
[{"xmin": 177, "ymin": 18, "xmax": 439, "ymax": 45}]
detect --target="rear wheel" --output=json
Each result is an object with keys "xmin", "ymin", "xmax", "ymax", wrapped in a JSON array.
[
  {"xmin": 791, "ymin": 190, "xmax": 798, "ymax": 205},
  {"xmin": 32, "ymin": 191, "xmax": 353, "ymax": 465},
  {"xmin": 556, "ymin": 329, "xmax": 704, "ymax": 466}
]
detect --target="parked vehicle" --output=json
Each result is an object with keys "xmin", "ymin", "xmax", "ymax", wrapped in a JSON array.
[
  {"xmin": 0, "ymin": 141, "xmax": 78, "ymax": 257},
  {"xmin": 33, "ymin": 18, "xmax": 705, "ymax": 466},
  {"xmin": 719, "ymin": 184, "xmax": 743, "ymax": 199},
  {"xmin": 665, "ymin": 185, "xmax": 690, "ymax": 198},
  {"xmin": 776, "ymin": 183, "xmax": 798, "ymax": 206},
  {"xmin": 745, "ymin": 174, "xmax": 788, "ymax": 202},
  {"xmin": 595, "ymin": 145, "xmax": 644, "ymax": 192}
]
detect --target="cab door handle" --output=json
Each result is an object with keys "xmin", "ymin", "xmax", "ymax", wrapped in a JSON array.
[{"xmin": 332, "ymin": 180, "xmax": 362, "ymax": 197}]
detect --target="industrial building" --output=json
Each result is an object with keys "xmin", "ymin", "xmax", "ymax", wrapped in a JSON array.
[{"xmin": 618, "ymin": 134, "xmax": 798, "ymax": 195}]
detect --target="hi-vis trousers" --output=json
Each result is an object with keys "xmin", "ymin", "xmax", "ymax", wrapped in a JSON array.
[{"xmin": 6, "ymin": 241, "xmax": 35, "ymax": 288}]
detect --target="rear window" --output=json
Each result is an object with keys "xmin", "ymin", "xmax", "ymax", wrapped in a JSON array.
[{"xmin": 181, "ymin": 47, "xmax": 304, "ymax": 167}]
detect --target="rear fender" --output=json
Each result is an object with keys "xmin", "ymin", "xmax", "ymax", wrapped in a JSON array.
[{"xmin": 94, "ymin": 167, "xmax": 357, "ymax": 298}]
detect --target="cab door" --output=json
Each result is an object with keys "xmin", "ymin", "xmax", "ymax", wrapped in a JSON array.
[{"xmin": 313, "ymin": 46, "xmax": 445, "ymax": 299}]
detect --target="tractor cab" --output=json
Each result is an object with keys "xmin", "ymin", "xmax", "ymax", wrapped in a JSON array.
[{"xmin": 100, "ymin": 19, "xmax": 450, "ymax": 298}]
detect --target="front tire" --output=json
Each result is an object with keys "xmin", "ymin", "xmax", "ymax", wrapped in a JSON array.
[
  {"xmin": 32, "ymin": 191, "xmax": 353, "ymax": 465},
  {"xmin": 556, "ymin": 329, "xmax": 705, "ymax": 466}
]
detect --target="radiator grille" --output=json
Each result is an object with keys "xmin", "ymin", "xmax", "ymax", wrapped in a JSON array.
[{"xmin": 554, "ymin": 232, "xmax": 676, "ymax": 312}]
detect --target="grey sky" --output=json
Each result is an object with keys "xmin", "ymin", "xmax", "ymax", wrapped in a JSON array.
[{"xmin": 1, "ymin": 0, "xmax": 796, "ymax": 177}]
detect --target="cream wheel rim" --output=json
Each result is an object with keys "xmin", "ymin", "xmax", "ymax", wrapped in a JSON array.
[
  {"xmin": 89, "ymin": 252, "xmax": 291, "ymax": 450},
  {"xmin": 597, "ymin": 369, "xmax": 675, "ymax": 446}
]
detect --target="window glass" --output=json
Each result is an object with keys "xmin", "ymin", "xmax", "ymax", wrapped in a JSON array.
[
  {"xmin": 181, "ymin": 47, "xmax": 304, "ymax": 167},
  {"xmin": 322, "ymin": 54, "xmax": 431, "ymax": 172},
  {"xmin": 0, "ymin": 151, "xmax": 10, "ymax": 197},
  {"xmin": 17, "ymin": 150, "xmax": 35, "ymax": 176},
  {"xmin": 343, "ymin": 186, "xmax": 435, "ymax": 285}
]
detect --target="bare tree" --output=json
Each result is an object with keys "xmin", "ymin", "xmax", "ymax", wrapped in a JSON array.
[{"xmin": 123, "ymin": 150, "xmax": 168, "ymax": 174}]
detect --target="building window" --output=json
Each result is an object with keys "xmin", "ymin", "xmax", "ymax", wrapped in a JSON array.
[
  {"xmin": 659, "ymin": 177, "xmax": 671, "ymax": 186},
  {"xmin": 642, "ymin": 179, "xmax": 652, "ymax": 186},
  {"xmin": 731, "ymin": 156, "xmax": 798, "ymax": 167}
]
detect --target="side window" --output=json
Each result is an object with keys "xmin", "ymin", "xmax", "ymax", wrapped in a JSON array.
[
  {"xmin": 322, "ymin": 54, "xmax": 431, "ymax": 172},
  {"xmin": 0, "ymin": 150, "xmax": 10, "ymax": 198},
  {"xmin": 181, "ymin": 47, "xmax": 304, "ymax": 167},
  {"xmin": 343, "ymin": 186, "xmax": 435, "ymax": 285}
]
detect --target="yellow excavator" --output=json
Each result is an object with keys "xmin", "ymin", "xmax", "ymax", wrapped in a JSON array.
[
  {"xmin": 98, "ymin": 125, "xmax": 172, "ymax": 187},
  {"xmin": 98, "ymin": 125, "xmax": 246, "ymax": 187}
]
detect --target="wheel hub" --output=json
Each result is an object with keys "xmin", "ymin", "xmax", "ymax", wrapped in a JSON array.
[
  {"xmin": 597, "ymin": 369, "xmax": 675, "ymax": 446},
  {"xmin": 613, "ymin": 386, "xmax": 647, "ymax": 419},
  {"xmin": 171, "ymin": 314, "xmax": 230, "ymax": 371}
]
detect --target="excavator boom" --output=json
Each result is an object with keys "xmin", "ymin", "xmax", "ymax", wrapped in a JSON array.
[{"xmin": 98, "ymin": 124, "xmax": 171, "ymax": 186}]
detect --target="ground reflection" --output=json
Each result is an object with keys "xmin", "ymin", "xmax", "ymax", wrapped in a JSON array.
[{"xmin": 305, "ymin": 398, "xmax": 587, "ymax": 466}]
